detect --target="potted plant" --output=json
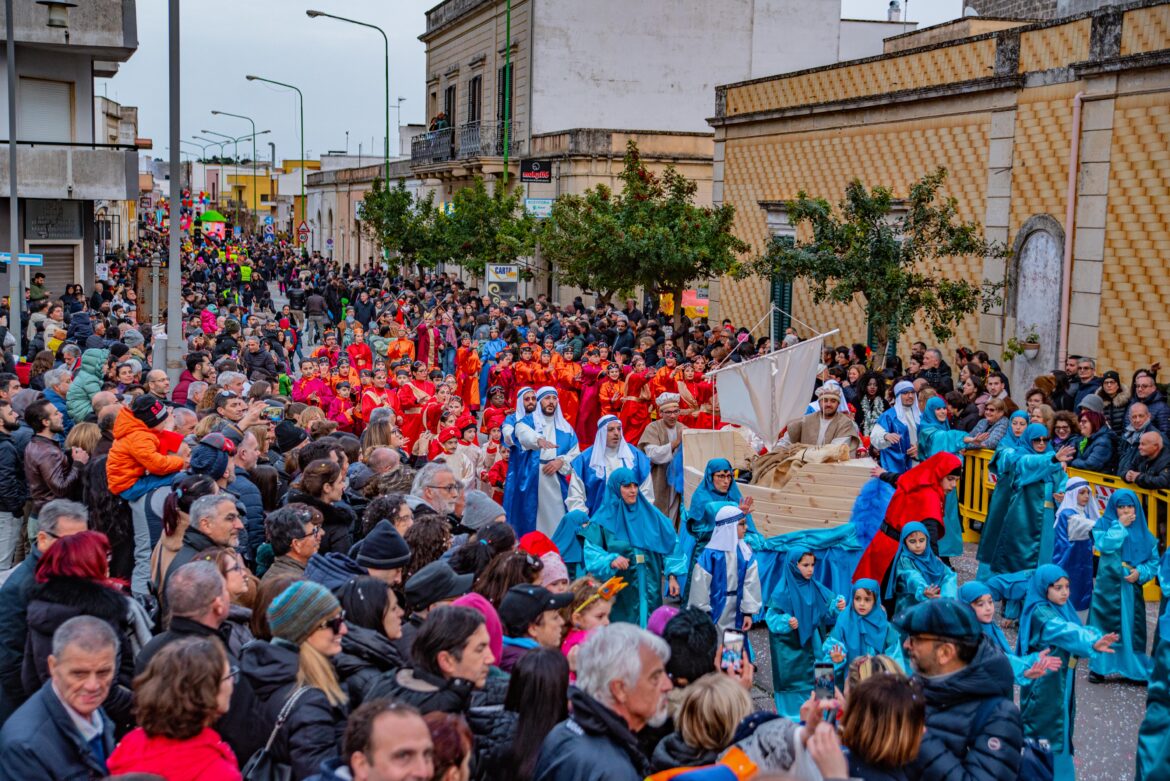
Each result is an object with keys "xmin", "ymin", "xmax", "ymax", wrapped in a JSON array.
[{"xmin": 1002, "ymin": 325, "xmax": 1041, "ymax": 362}]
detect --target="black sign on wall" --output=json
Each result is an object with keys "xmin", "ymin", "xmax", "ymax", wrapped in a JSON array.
[{"xmin": 520, "ymin": 159, "xmax": 551, "ymax": 183}]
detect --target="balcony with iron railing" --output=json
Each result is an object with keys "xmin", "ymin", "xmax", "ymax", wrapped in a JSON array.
[{"xmin": 411, "ymin": 120, "xmax": 525, "ymax": 168}]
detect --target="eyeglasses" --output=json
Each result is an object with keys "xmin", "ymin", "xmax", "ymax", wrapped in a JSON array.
[
  {"xmin": 428, "ymin": 483, "xmax": 461, "ymax": 494},
  {"xmin": 224, "ymin": 564, "xmax": 246, "ymax": 575},
  {"xmin": 222, "ymin": 665, "xmax": 239, "ymax": 683},
  {"xmin": 320, "ymin": 611, "xmax": 346, "ymax": 634},
  {"xmin": 294, "ymin": 524, "xmax": 323, "ymax": 541}
]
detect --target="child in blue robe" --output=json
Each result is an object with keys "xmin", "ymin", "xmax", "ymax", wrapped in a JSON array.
[
  {"xmin": 687, "ymin": 503, "xmax": 762, "ymax": 632},
  {"xmin": 822, "ymin": 578, "xmax": 905, "ymax": 680},
  {"xmin": 1018, "ymin": 564, "xmax": 1119, "ymax": 780},
  {"xmin": 885, "ymin": 521, "xmax": 957, "ymax": 618},
  {"xmin": 960, "ymin": 580, "xmax": 1061, "ymax": 685},
  {"xmin": 764, "ymin": 547, "xmax": 844, "ymax": 719},
  {"xmin": 1088, "ymin": 489, "xmax": 1159, "ymax": 682},
  {"xmin": 1052, "ymin": 478, "xmax": 1098, "ymax": 612},
  {"xmin": 1135, "ymin": 549, "xmax": 1170, "ymax": 781}
]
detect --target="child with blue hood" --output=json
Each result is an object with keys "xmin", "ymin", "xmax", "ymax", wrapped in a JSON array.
[
  {"xmin": 822, "ymin": 578, "xmax": 904, "ymax": 680},
  {"xmin": 885, "ymin": 521, "xmax": 957, "ymax": 617},
  {"xmin": 959, "ymin": 580, "xmax": 1061, "ymax": 685},
  {"xmin": 764, "ymin": 547, "xmax": 844, "ymax": 718},
  {"xmin": 1088, "ymin": 488, "xmax": 1159, "ymax": 683},
  {"xmin": 1018, "ymin": 564, "xmax": 1119, "ymax": 780}
]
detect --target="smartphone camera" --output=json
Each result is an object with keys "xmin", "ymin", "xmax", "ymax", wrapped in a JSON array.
[{"xmin": 721, "ymin": 630, "xmax": 744, "ymax": 672}]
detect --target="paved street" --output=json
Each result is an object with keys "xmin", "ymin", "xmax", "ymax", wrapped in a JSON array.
[{"xmin": 740, "ymin": 543, "xmax": 1152, "ymax": 781}]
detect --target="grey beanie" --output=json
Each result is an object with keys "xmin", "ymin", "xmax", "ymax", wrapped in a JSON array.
[
  {"xmin": 1077, "ymin": 393, "xmax": 1105, "ymax": 414},
  {"xmin": 461, "ymin": 490, "xmax": 506, "ymax": 531},
  {"xmin": 122, "ymin": 328, "xmax": 145, "ymax": 347}
]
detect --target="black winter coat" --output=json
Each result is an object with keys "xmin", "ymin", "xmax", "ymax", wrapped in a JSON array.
[
  {"xmin": 21, "ymin": 578, "xmax": 137, "ymax": 734},
  {"xmin": 909, "ymin": 639, "xmax": 1023, "ymax": 781},
  {"xmin": 649, "ymin": 732, "xmax": 718, "ymax": 773},
  {"xmin": 365, "ymin": 667, "xmax": 473, "ymax": 715},
  {"xmin": 333, "ymin": 624, "xmax": 406, "ymax": 709},
  {"xmin": 240, "ymin": 639, "xmax": 348, "ymax": 781},
  {"xmin": 0, "ymin": 680, "xmax": 115, "ymax": 781},
  {"xmin": 0, "ymin": 430, "xmax": 28, "ymax": 514},
  {"xmin": 532, "ymin": 688, "xmax": 648, "ymax": 781},
  {"xmin": 285, "ymin": 490, "xmax": 356, "ymax": 555}
]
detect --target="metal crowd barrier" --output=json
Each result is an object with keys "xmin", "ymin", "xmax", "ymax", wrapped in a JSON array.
[{"xmin": 957, "ymin": 448, "xmax": 1168, "ymax": 599}]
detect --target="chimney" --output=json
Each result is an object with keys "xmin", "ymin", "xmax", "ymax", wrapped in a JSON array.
[{"xmin": 888, "ymin": 0, "xmax": 902, "ymax": 22}]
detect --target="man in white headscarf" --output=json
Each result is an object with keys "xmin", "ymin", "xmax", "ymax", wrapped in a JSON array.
[
  {"xmin": 639, "ymin": 392, "xmax": 685, "ymax": 521},
  {"xmin": 780, "ymin": 380, "xmax": 860, "ymax": 451},
  {"xmin": 687, "ymin": 504, "xmax": 762, "ymax": 632},
  {"xmin": 870, "ymin": 380, "xmax": 921, "ymax": 473},
  {"xmin": 509, "ymin": 386, "xmax": 579, "ymax": 537},
  {"xmin": 567, "ymin": 415, "xmax": 654, "ymax": 515}
]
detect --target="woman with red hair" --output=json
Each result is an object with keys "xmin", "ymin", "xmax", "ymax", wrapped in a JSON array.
[{"xmin": 22, "ymin": 530, "xmax": 148, "ymax": 732}]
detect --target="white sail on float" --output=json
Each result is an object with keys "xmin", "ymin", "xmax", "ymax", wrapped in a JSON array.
[{"xmin": 706, "ymin": 330, "xmax": 837, "ymax": 443}]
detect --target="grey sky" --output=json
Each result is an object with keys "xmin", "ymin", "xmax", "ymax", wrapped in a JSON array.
[{"xmin": 102, "ymin": 0, "xmax": 962, "ymax": 166}]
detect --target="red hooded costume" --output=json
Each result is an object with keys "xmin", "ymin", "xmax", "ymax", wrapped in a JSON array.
[{"xmin": 852, "ymin": 452, "xmax": 962, "ymax": 585}]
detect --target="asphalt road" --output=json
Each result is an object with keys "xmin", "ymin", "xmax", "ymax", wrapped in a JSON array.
[{"xmin": 741, "ymin": 542, "xmax": 1152, "ymax": 781}]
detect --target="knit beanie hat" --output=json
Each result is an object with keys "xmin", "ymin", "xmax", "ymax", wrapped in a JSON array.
[
  {"xmin": 131, "ymin": 395, "xmax": 169, "ymax": 429},
  {"xmin": 461, "ymin": 490, "xmax": 506, "ymax": 531},
  {"xmin": 189, "ymin": 432, "xmax": 233, "ymax": 478},
  {"xmin": 267, "ymin": 580, "xmax": 341, "ymax": 645},
  {"xmin": 355, "ymin": 520, "xmax": 412, "ymax": 570},
  {"xmin": 109, "ymin": 342, "xmax": 130, "ymax": 360},
  {"xmin": 274, "ymin": 419, "xmax": 309, "ymax": 453},
  {"xmin": 539, "ymin": 552, "xmax": 569, "ymax": 589},
  {"xmin": 122, "ymin": 328, "xmax": 145, "ymax": 348}
]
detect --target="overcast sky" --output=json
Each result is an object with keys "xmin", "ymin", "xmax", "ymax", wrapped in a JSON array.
[{"xmin": 103, "ymin": 0, "xmax": 964, "ymax": 166}]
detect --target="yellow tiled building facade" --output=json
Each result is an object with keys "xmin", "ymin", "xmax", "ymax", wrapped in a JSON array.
[{"xmin": 710, "ymin": 1, "xmax": 1170, "ymax": 382}]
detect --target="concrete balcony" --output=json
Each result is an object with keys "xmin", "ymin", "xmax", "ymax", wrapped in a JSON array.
[
  {"xmin": 0, "ymin": 0, "xmax": 137, "ymax": 61},
  {"xmin": 0, "ymin": 142, "xmax": 138, "ymax": 201}
]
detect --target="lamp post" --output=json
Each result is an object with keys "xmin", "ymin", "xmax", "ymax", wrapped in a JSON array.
[
  {"xmin": 306, "ymin": 9, "xmax": 389, "ymax": 183},
  {"xmin": 180, "ymin": 139, "xmax": 212, "ymax": 193},
  {"xmin": 393, "ymin": 96, "xmax": 405, "ymax": 155},
  {"xmin": 202, "ymin": 129, "xmax": 270, "ymax": 229},
  {"xmin": 212, "ymin": 110, "xmax": 258, "ymax": 232},
  {"xmin": 193, "ymin": 136, "xmax": 229, "ymax": 211},
  {"xmin": 246, "ymin": 74, "xmax": 305, "ymax": 232}
]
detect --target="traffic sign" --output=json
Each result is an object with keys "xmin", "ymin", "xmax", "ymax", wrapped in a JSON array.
[
  {"xmin": 264, "ymin": 215, "xmax": 274, "ymax": 225},
  {"xmin": 0, "ymin": 252, "xmax": 44, "ymax": 266},
  {"xmin": 297, "ymin": 220, "xmax": 310, "ymax": 245},
  {"xmin": 326, "ymin": 238, "xmax": 334, "ymax": 249}
]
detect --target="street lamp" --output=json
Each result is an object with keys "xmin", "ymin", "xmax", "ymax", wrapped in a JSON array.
[
  {"xmin": 202, "ymin": 128, "xmax": 270, "ymax": 228},
  {"xmin": 212, "ymin": 110, "xmax": 258, "ymax": 231},
  {"xmin": 35, "ymin": 1, "xmax": 76, "ymax": 29},
  {"xmin": 306, "ymin": 9, "xmax": 389, "ymax": 183},
  {"xmin": 193, "ymin": 135, "xmax": 229, "ymax": 210},
  {"xmin": 393, "ymin": 96, "xmax": 406, "ymax": 155},
  {"xmin": 246, "ymin": 74, "xmax": 305, "ymax": 232}
]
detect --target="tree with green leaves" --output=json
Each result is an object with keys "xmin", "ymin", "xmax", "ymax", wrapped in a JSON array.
[
  {"xmin": 540, "ymin": 140, "xmax": 748, "ymax": 326},
  {"xmin": 358, "ymin": 178, "xmax": 442, "ymax": 275},
  {"xmin": 438, "ymin": 177, "xmax": 537, "ymax": 278},
  {"xmin": 736, "ymin": 168, "xmax": 1005, "ymax": 357}
]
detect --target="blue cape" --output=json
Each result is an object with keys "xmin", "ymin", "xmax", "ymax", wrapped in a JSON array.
[
  {"xmin": 837, "ymin": 579, "xmax": 889, "ymax": 658},
  {"xmin": 1095, "ymin": 488, "xmax": 1155, "ymax": 565},
  {"xmin": 920, "ymin": 396, "xmax": 950, "ymax": 434},
  {"xmin": 687, "ymin": 458, "xmax": 744, "ymax": 524},
  {"xmin": 960, "ymin": 579, "xmax": 1012, "ymax": 655},
  {"xmin": 885, "ymin": 521, "xmax": 948, "ymax": 599},
  {"xmin": 1017, "ymin": 563, "xmax": 1081, "ymax": 654},
  {"xmin": 550, "ymin": 509, "xmax": 590, "ymax": 565},
  {"xmin": 769, "ymin": 546, "xmax": 836, "ymax": 646},
  {"xmin": 589, "ymin": 467, "xmax": 676, "ymax": 555}
]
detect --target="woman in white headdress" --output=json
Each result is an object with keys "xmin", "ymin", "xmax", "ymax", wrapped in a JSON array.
[{"xmin": 1053, "ymin": 477, "xmax": 1099, "ymax": 612}]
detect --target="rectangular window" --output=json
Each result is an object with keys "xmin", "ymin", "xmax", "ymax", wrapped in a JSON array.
[
  {"xmin": 496, "ymin": 64, "xmax": 513, "ymax": 121},
  {"xmin": 466, "ymin": 76, "xmax": 482, "ymax": 125},
  {"xmin": 443, "ymin": 85, "xmax": 457, "ymax": 124}
]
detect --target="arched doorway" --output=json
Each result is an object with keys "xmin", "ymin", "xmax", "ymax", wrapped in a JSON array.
[{"xmin": 1009, "ymin": 215, "xmax": 1065, "ymax": 396}]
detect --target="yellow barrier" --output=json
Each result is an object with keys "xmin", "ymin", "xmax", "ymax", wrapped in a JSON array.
[{"xmin": 957, "ymin": 448, "xmax": 1168, "ymax": 599}]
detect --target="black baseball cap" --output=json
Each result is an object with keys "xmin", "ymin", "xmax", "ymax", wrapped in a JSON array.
[
  {"xmin": 498, "ymin": 584, "xmax": 573, "ymax": 631},
  {"xmin": 892, "ymin": 598, "xmax": 982, "ymax": 644},
  {"xmin": 405, "ymin": 561, "xmax": 474, "ymax": 612}
]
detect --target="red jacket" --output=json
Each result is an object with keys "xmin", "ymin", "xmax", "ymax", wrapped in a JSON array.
[{"xmin": 107, "ymin": 727, "xmax": 242, "ymax": 781}]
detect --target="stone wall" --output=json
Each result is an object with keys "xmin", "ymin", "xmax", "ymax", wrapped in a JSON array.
[{"xmin": 968, "ymin": 0, "xmax": 1060, "ymax": 18}]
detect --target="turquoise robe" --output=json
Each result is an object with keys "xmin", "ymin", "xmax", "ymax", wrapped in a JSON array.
[
  {"xmin": 764, "ymin": 596, "xmax": 843, "ymax": 719},
  {"xmin": 888, "ymin": 552, "xmax": 959, "ymax": 617},
  {"xmin": 1135, "ymin": 551, "xmax": 1170, "ymax": 781},
  {"xmin": 977, "ymin": 452, "xmax": 1066, "ymax": 578},
  {"xmin": 917, "ymin": 422, "xmax": 968, "ymax": 558},
  {"xmin": 1088, "ymin": 521, "xmax": 1159, "ymax": 680},
  {"xmin": 1020, "ymin": 603, "xmax": 1103, "ymax": 777},
  {"xmin": 583, "ymin": 533, "xmax": 663, "ymax": 626}
]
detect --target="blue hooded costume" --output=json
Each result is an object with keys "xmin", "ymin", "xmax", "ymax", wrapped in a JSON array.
[
  {"xmin": 822, "ymin": 578, "xmax": 904, "ymax": 676},
  {"xmin": 1135, "ymin": 550, "xmax": 1170, "ymax": 781},
  {"xmin": 885, "ymin": 521, "xmax": 957, "ymax": 616},
  {"xmin": 1052, "ymin": 477, "xmax": 1097, "ymax": 612},
  {"xmin": 1018, "ymin": 564, "xmax": 1108, "ymax": 778},
  {"xmin": 764, "ymin": 546, "xmax": 843, "ymax": 719},
  {"xmin": 916, "ymin": 396, "xmax": 969, "ymax": 558},
  {"xmin": 1088, "ymin": 488, "xmax": 1159, "ymax": 681},
  {"xmin": 959, "ymin": 580, "xmax": 1045, "ymax": 686}
]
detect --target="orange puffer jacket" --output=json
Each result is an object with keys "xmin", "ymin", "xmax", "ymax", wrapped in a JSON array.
[{"xmin": 107, "ymin": 408, "xmax": 186, "ymax": 495}]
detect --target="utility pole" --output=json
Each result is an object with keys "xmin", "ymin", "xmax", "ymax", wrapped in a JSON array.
[
  {"xmin": 166, "ymin": 0, "xmax": 183, "ymax": 382},
  {"xmin": 502, "ymin": 0, "xmax": 512, "ymax": 187},
  {"xmin": 6, "ymin": 0, "xmax": 22, "ymax": 332}
]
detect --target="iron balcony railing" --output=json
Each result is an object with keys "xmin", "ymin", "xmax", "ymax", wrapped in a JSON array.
[{"xmin": 411, "ymin": 120, "xmax": 524, "ymax": 166}]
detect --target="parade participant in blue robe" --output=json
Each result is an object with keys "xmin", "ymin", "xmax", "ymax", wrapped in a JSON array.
[
  {"xmin": 1018, "ymin": 564, "xmax": 1119, "ymax": 780},
  {"xmin": 822, "ymin": 578, "xmax": 904, "ymax": 678},
  {"xmin": 960, "ymin": 580, "xmax": 1061, "ymax": 686},
  {"xmin": 550, "ymin": 509, "xmax": 590, "ymax": 579},
  {"xmin": 1135, "ymin": 550, "xmax": 1170, "ymax": 781},
  {"xmin": 501, "ymin": 387, "xmax": 537, "ymax": 532},
  {"xmin": 669, "ymin": 457, "xmax": 760, "ymax": 602},
  {"xmin": 916, "ymin": 396, "xmax": 970, "ymax": 559},
  {"xmin": 764, "ymin": 546, "xmax": 845, "ymax": 719},
  {"xmin": 511, "ymin": 387, "xmax": 579, "ymax": 537},
  {"xmin": 567, "ymin": 415, "xmax": 651, "ymax": 515},
  {"xmin": 687, "ymin": 503, "xmax": 762, "ymax": 632},
  {"xmin": 477, "ymin": 331, "xmax": 508, "ymax": 401},
  {"xmin": 1052, "ymin": 477, "xmax": 1098, "ymax": 612},
  {"xmin": 977, "ymin": 422, "xmax": 1071, "ymax": 585},
  {"xmin": 885, "ymin": 521, "xmax": 957, "ymax": 617},
  {"xmin": 871, "ymin": 380, "xmax": 921, "ymax": 474},
  {"xmin": 581, "ymin": 467, "xmax": 676, "ymax": 627},
  {"xmin": 1088, "ymin": 489, "xmax": 1159, "ymax": 682}
]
